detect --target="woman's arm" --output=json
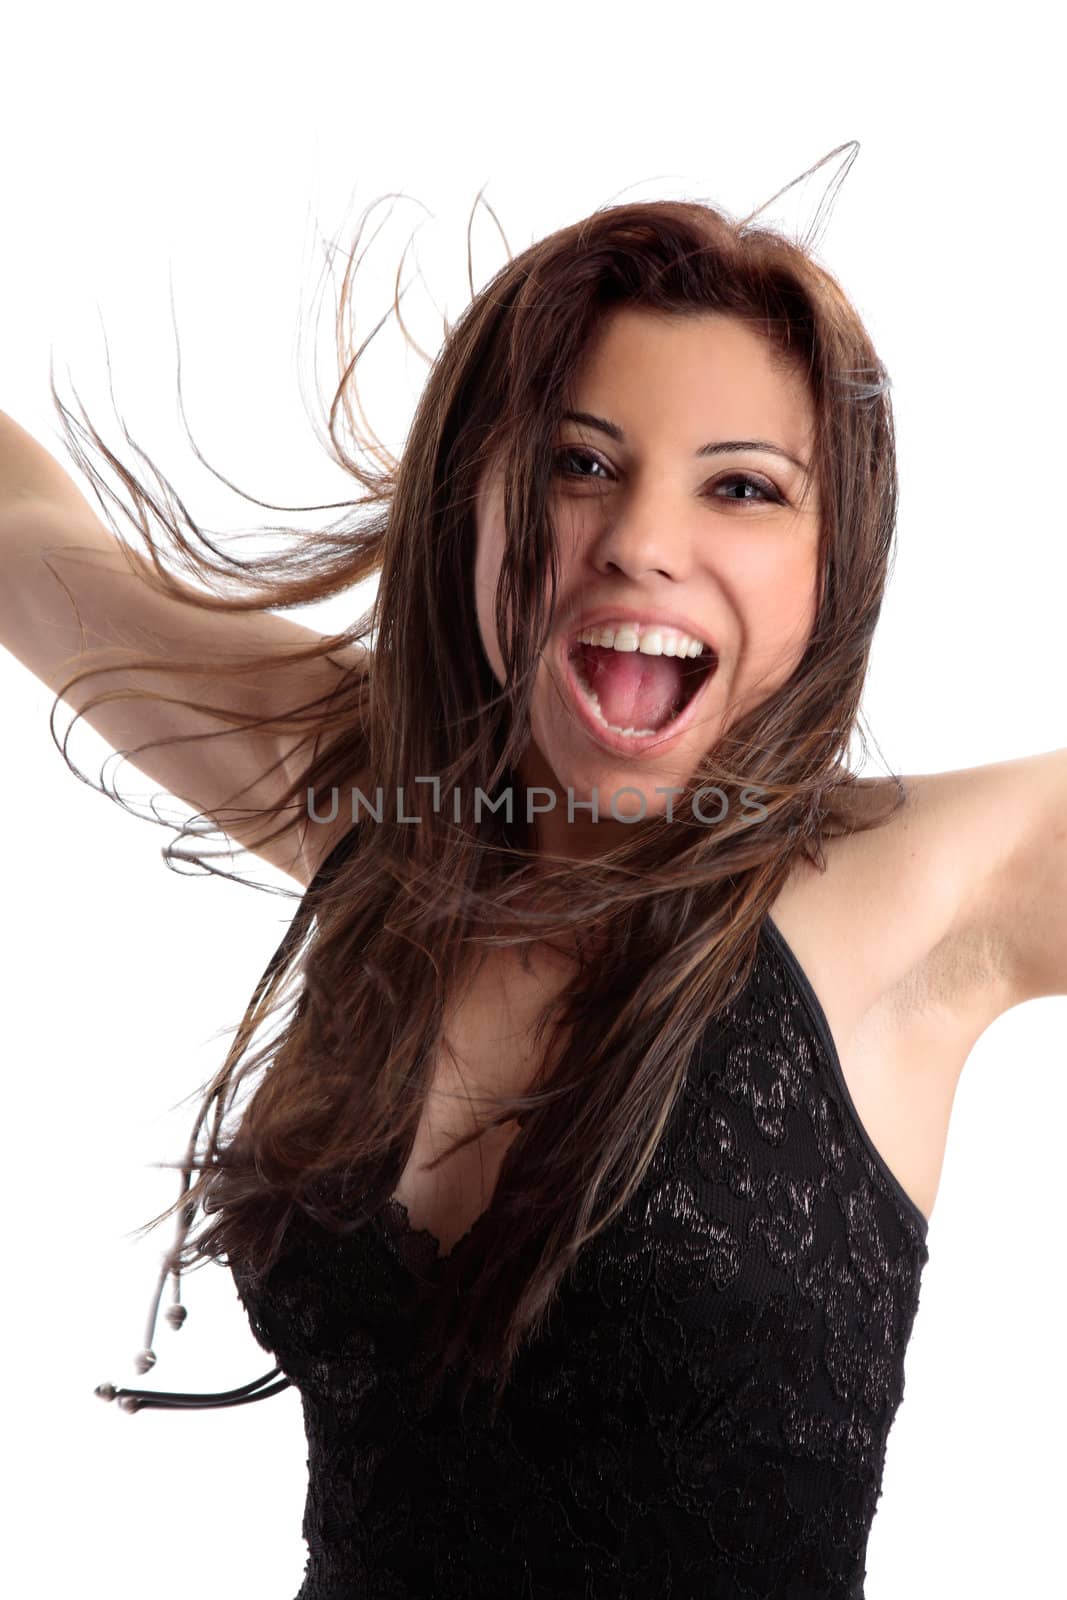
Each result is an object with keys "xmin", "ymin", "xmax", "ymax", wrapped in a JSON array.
[
  {"xmin": 910, "ymin": 748, "xmax": 1067, "ymax": 1013},
  {"xmin": 984, "ymin": 747, "xmax": 1067, "ymax": 1005},
  {"xmin": 0, "ymin": 409, "xmax": 367, "ymax": 883}
]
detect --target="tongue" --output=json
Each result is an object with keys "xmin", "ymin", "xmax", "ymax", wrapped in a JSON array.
[{"xmin": 576, "ymin": 643, "xmax": 686, "ymax": 731}]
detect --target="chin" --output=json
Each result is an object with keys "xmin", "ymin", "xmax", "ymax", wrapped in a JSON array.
[{"xmin": 533, "ymin": 735, "xmax": 703, "ymax": 822}]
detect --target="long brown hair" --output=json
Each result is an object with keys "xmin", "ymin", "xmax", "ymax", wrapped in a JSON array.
[{"xmin": 50, "ymin": 149, "xmax": 905, "ymax": 1419}]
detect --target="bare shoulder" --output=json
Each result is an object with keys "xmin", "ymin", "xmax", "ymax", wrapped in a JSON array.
[
  {"xmin": 771, "ymin": 757, "xmax": 1051, "ymax": 1054},
  {"xmin": 880, "ymin": 750, "xmax": 1067, "ymax": 1010},
  {"xmin": 768, "ymin": 754, "xmax": 1067, "ymax": 1225}
]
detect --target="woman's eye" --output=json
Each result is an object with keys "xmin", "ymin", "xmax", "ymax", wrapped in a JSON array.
[
  {"xmin": 553, "ymin": 448, "xmax": 784, "ymax": 506},
  {"xmin": 553, "ymin": 446, "xmax": 609, "ymax": 481},
  {"xmin": 712, "ymin": 473, "xmax": 783, "ymax": 506}
]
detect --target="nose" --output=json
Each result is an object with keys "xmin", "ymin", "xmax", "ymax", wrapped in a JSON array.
[{"xmin": 584, "ymin": 483, "xmax": 701, "ymax": 583}]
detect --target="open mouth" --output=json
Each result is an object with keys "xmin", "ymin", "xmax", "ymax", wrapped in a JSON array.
[{"xmin": 565, "ymin": 638, "xmax": 718, "ymax": 741}]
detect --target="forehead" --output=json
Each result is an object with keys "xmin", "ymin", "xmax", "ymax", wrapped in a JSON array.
[{"xmin": 565, "ymin": 307, "xmax": 814, "ymax": 451}]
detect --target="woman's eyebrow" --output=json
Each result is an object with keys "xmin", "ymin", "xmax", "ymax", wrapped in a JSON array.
[{"xmin": 560, "ymin": 409, "xmax": 811, "ymax": 477}]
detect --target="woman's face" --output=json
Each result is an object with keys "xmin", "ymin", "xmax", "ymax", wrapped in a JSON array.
[{"xmin": 473, "ymin": 307, "xmax": 821, "ymax": 858}]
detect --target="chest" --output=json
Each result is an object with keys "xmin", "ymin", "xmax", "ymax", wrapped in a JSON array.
[
  {"xmin": 388, "ymin": 940, "xmax": 577, "ymax": 1256},
  {"xmin": 388, "ymin": 818, "xmax": 994, "ymax": 1255}
]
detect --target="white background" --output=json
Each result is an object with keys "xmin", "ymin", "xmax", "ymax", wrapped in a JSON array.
[{"xmin": 2, "ymin": 2, "xmax": 1064, "ymax": 1595}]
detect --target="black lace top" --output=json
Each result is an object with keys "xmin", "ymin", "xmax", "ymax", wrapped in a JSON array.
[{"xmin": 231, "ymin": 911, "xmax": 929, "ymax": 1600}]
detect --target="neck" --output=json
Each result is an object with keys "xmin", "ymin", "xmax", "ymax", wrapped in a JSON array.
[{"xmin": 514, "ymin": 745, "xmax": 638, "ymax": 867}]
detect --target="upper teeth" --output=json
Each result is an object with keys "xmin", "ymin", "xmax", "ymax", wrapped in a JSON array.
[{"xmin": 573, "ymin": 623, "xmax": 709, "ymax": 658}]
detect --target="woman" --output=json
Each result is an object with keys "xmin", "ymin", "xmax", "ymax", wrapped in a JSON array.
[{"xmin": 3, "ymin": 154, "xmax": 1063, "ymax": 1597}]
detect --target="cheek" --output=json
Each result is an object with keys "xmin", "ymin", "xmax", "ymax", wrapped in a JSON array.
[
  {"xmin": 780, "ymin": 558, "xmax": 820, "ymax": 659},
  {"xmin": 739, "ymin": 548, "xmax": 819, "ymax": 676}
]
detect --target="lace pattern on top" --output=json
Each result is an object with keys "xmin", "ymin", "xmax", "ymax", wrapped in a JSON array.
[{"xmin": 232, "ymin": 916, "xmax": 930, "ymax": 1600}]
